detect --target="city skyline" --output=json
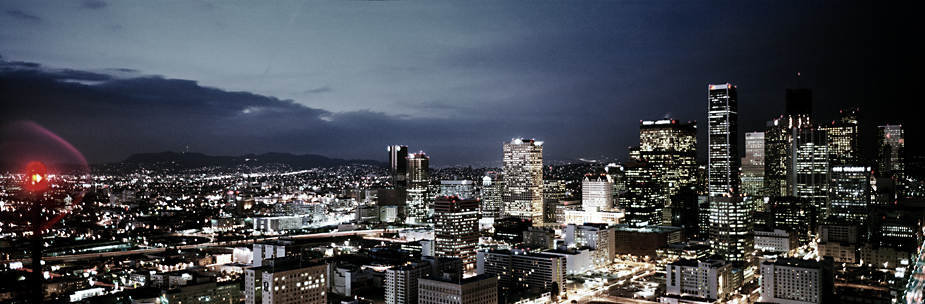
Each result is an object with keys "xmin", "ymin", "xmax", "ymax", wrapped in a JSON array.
[{"xmin": 1, "ymin": 1, "xmax": 919, "ymax": 167}]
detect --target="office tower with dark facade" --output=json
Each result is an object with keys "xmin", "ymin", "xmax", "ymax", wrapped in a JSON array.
[
  {"xmin": 389, "ymin": 145, "xmax": 409, "ymax": 188},
  {"xmin": 434, "ymin": 196, "xmax": 479, "ymax": 270},
  {"xmin": 543, "ymin": 179, "xmax": 567, "ymax": 223},
  {"xmin": 708, "ymin": 84, "xmax": 752, "ymax": 265},
  {"xmin": 768, "ymin": 196, "xmax": 814, "ymax": 245},
  {"xmin": 765, "ymin": 118, "xmax": 791, "ymax": 197},
  {"xmin": 877, "ymin": 125, "xmax": 904, "ymax": 176},
  {"xmin": 829, "ymin": 166, "xmax": 871, "ymax": 224},
  {"xmin": 502, "ymin": 138, "xmax": 544, "ymax": 225},
  {"xmin": 785, "ymin": 87, "xmax": 813, "ymax": 129},
  {"xmin": 623, "ymin": 160, "xmax": 662, "ymax": 227},
  {"xmin": 407, "ymin": 153, "xmax": 431, "ymax": 224}
]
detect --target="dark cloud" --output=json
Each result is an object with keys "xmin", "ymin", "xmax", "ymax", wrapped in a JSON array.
[
  {"xmin": 305, "ymin": 85, "xmax": 332, "ymax": 94},
  {"xmin": 5, "ymin": 9, "xmax": 41, "ymax": 22},
  {"xmin": 0, "ymin": 60, "xmax": 513, "ymax": 166},
  {"xmin": 80, "ymin": 0, "xmax": 107, "ymax": 9}
]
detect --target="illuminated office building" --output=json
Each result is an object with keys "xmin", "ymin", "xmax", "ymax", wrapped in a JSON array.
[
  {"xmin": 638, "ymin": 119, "xmax": 698, "ymax": 197},
  {"xmin": 439, "ymin": 180, "xmax": 475, "ymax": 200},
  {"xmin": 741, "ymin": 132, "xmax": 765, "ymax": 197},
  {"xmin": 708, "ymin": 84, "xmax": 739, "ymax": 196},
  {"xmin": 480, "ymin": 173, "xmax": 503, "ymax": 220},
  {"xmin": 389, "ymin": 145, "xmax": 409, "ymax": 188},
  {"xmin": 709, "ymin": 195, "xmax": 753, "ymax": 263},
  {"xmin": 791, "ymin": 128, "xmax": 829, "ymax": 221},
  {"xmin": 502, "ymin": 138, "xmax": 544, "ymax": 225},
  {"xmin": 407, "ymin": 152, "xmax": 431, "ymax": 224},
  {"xmin": 434, "ymin": 196, "xmax": 479, "ymax": 270},
  {"xmin": 818, "ymin": 109, "xmax": 859, "ymax": 166},
  {"xmin": 582, "ymin": 174, "xmax": 614, "ymax": 212},
  {"xmin": 829, "ymin": 166, "xmax": 871, "ymax": 224},
  {"xmin": 759, "ymin": 257, "xmax": 834, "ymax": 304}
]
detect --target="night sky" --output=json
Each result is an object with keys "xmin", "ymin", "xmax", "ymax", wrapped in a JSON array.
[{"xmin": 0, "ymin": 1, "xmax": 919, "ymax": 167}]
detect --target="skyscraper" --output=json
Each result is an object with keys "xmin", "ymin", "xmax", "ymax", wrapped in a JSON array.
[
  {"xmin": 623, "ymin": 160, "xmax": 661, "ymax": 227},
  {"xmin": 389, "ymin": 145, "xmax": 409, "ymax": 188},
  {"xmin": 709, "ymin": 195, "xmax": 753, "ymax": 263},
  {"xmin": 829, "ymin": 165, "xmax": 872, "ymax": 224},
  {"xmin": 502, "ymin": 138, "xmax": 544, "ymax": 225},
  {"xmin": 819, "ymin": 108, "xmax": 860, "ymax": 166},
  {"xmin": 792, "ymin": 128, "xmax": 829, "ymax": 222},
  {"xmin": 480, "ymin": 172, "xmax": 503, "ymax": 220},
  {"xmin": 708, "ymin": 84, "xmax": 740, "ymax": 196},
  {"xmin": 877, "ymin": 125, "xmax": 904, "ymax": 176},
  {"xmin": 708, "ymin": 83, "xmax": 752, "ymax": 266},
  {"xmin": 638, "ymin": 119, "xmax": 698, "ymax": 197},
  {"xmin": 785, "ymin": 87, "xmax": 812, "ymax": 129},
  {"xmin": 434, "ymin": 196, "xmax": 479, "ymax": 270},
  {"xmin": 764, "ymin": 118, "xmax": 791, "ymax": 197},
  {"xmin": 406, "ymin": 152, "xmax": 431, "ymax": 224},
  {"xmin": 741, "ymin": 132, "xmax": 765, "ymax": 197}
]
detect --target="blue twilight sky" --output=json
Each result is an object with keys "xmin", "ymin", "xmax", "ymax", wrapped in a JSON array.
[{"xmin": 0, "ymin": 1, "xmax": 919, "ymax": 167}]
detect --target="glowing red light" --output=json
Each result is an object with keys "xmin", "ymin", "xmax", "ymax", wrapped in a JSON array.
[{"xmin": 24, "ymin": 161, "xmax": 48, "ymax": 192}]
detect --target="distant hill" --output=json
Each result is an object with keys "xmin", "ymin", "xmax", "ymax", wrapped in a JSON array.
[{"xmin": 122, "ymin": 151, "xmax": 386, "ymax": 169}]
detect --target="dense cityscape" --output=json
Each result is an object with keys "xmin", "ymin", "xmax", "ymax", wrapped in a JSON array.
[{"xmin": 1, "ymin": 82, "xmax": 923, "ymax": 304}]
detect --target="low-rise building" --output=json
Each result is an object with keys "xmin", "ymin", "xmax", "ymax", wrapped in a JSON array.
[
  {"xmin": 664, "ymin": 257, "xmax": 736, "ymax": 302},
  {"xmin": 476, "ymin": 249, "xmax": 566, "ymax": 296},
  {"xmin": 418, "ymin": 273, "xmax": 498, "ymax": 304},
  {"xmin": 754, "ymin": 228, "xmax": 798, "ymax": 254},
  {"xmin": 759, "ymin": 257, "xmax": 834, "ymax": 304},
  {"xmin": 244, "ymin": 259, "xmax": 329, "ymax": 304},
  {"xmin": 565, "ymin": 223, "xmax": 615, "ymax": 267},
  {"xmin": 655, "ymin": 242, "xmax": 710, "ymax": 270},
  {"xmin": 613, "ymin": 225, "xmax": 684, "ymax": 259}
]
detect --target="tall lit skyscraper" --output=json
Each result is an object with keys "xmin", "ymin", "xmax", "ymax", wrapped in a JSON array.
[
  {"xmin": 502, "ymin": 138, "xmax": 544, "ymax": 225},
  {"xmin": 708, "ymin": 84, "xmax": 740, "ymax": 196},
  {"xmin": 708, "ymin": 83, "xmax": 752, "ymax": 266},
  {"xmin": 638, "ymin": 119, "xmax": 698, "ymax": 197},
  {"xmin": 389, "ymin": 145, "xmax": 409, "ymax": 188},
  {"xmin": 434, "ymin": 196, "xmax": 479, "ymax": 270},
  {"xmin": 741, "ymin": 132, "xmax": 765, "ymax": 197},
  {"xmin": 406, "ymin": 152, "xmax": 431, "ymax": 224}
]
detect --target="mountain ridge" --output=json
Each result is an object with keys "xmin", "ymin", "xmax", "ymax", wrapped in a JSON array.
[{"xmin": 122, "ymin": 151, "xmax": 386, "ymax": 168}]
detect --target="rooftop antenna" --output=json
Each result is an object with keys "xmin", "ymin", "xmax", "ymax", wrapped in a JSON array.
[{"xmin": 797, "ymin": 72, "xmax": 801, "ymax": 89}]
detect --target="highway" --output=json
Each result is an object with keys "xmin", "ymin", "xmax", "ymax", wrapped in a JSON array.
[{"xmin": 2, "ymin": 229, "xmax": 386, "ymax": 264}]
